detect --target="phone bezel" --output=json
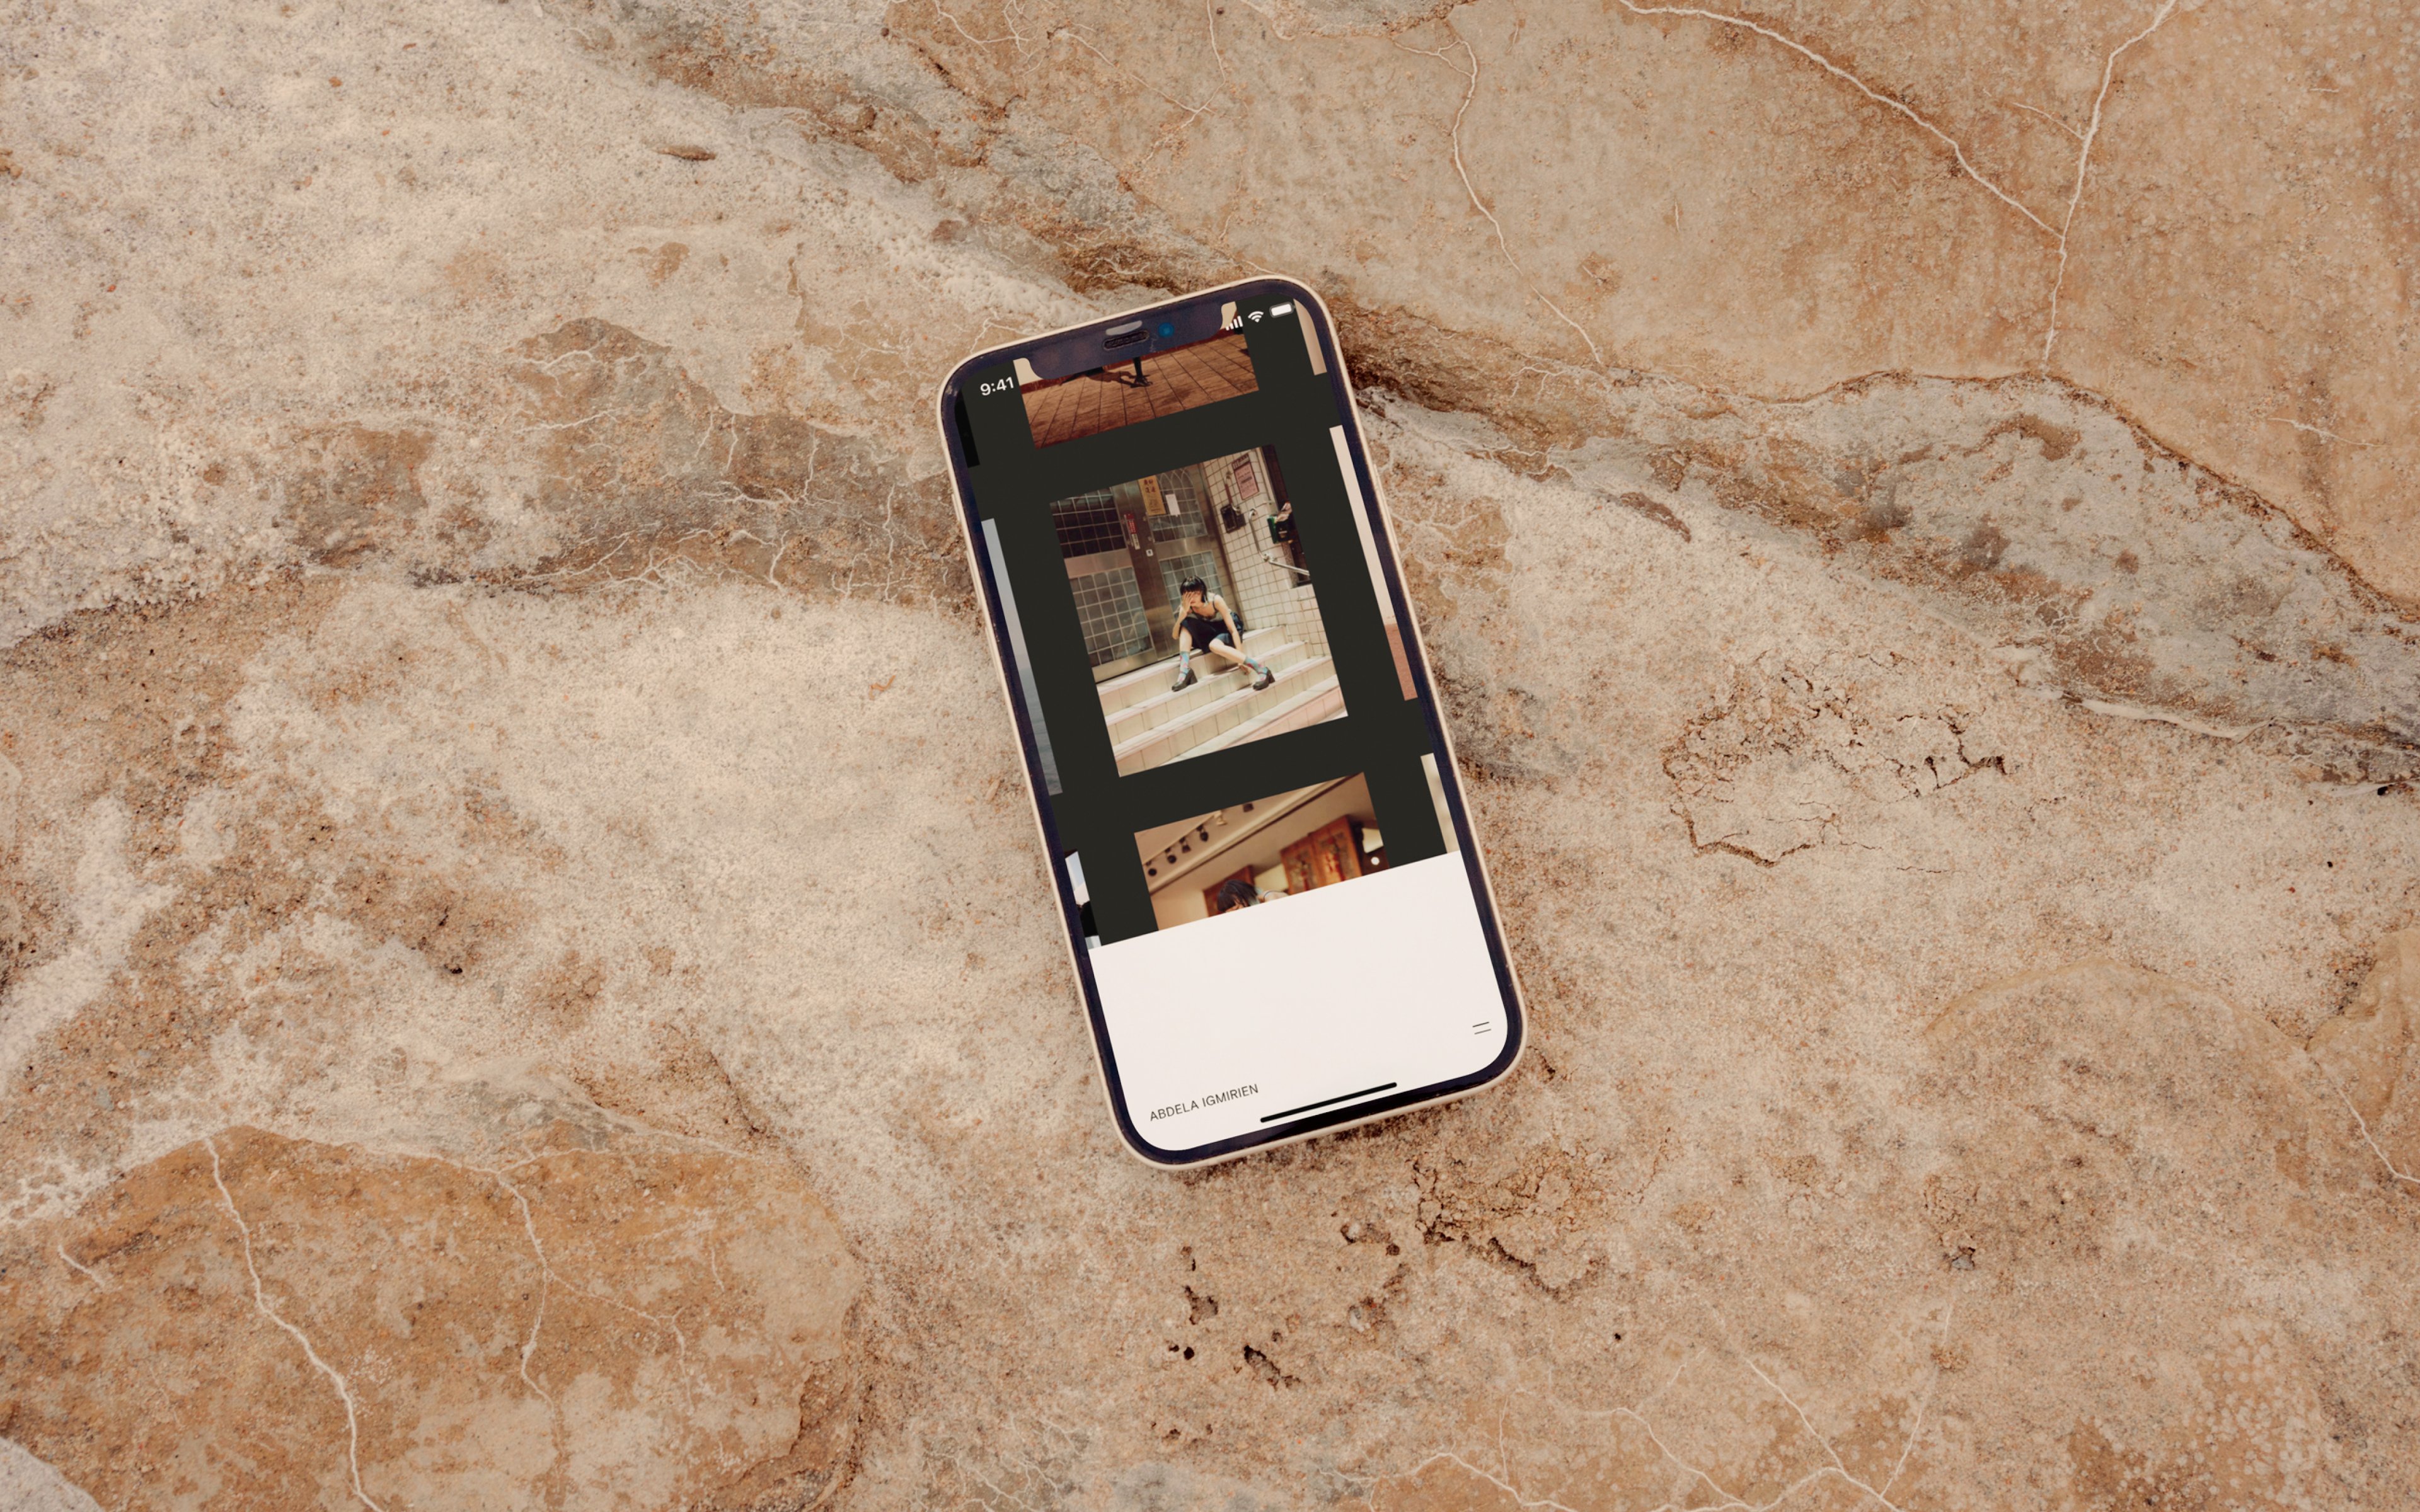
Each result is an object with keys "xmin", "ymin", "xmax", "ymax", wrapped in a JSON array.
[{"xmin": 935, "ymin": 275, "xmax": 1526, "ymax": 1168}]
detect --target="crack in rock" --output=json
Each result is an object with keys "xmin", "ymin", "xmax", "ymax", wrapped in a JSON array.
[
  {"xmin": 1664, "ymin": 658, "xmax": 2002, "ymax": 865},
  {"xmin": 1, "ymin": 1124, "xmax": 863, "ymax": 1509},
  {"xmin": 1356, "ymin": 362, "xmax": 2420, "ymax": 784}
]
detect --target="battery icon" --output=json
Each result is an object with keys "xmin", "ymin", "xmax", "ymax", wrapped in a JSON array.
[{"xmin": 1269, "ymin": 302, "xmax": 1293, "ymax": 316}]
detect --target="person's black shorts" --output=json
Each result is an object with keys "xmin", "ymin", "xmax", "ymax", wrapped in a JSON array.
[{"xmin": 1178, "ymin": 619, "xmax": 1231, "ymax": 651}]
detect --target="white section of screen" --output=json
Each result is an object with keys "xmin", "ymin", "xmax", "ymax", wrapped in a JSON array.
[
  {"xmin": 1331, "ymin": 424, "xmax": 1396, "ymax": 630},
  {"xmin": 1088, "ymin": 853, "xmax": 1507, "ymax": 1153}
]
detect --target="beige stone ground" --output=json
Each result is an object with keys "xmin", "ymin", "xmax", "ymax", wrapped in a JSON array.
[{"xmin": 2, "ymin": 2, "xmax": 2415, "ymax": 1508}]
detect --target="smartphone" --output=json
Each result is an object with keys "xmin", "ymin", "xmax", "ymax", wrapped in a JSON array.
[{"xmin": 936, "ymin": 277, "xmax": 1524, "ymax": 1167}]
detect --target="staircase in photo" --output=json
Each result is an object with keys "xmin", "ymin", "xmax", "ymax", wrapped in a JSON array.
[{"xmin": 1098, "ymin": 626, "xmax": 1344, "ymax": 775}]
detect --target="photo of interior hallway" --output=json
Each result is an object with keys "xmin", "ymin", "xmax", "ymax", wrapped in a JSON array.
[{"xmin": 1136, "ymin": 774, "xmax": 1383, "ymax": 932}]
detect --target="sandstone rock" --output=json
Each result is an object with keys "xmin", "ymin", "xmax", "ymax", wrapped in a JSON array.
[
  {"xmin": 505, "ymin": 319, "xmax": 965, "ymax": 602},
  {"xmin": 0, "ymin": 1125, "xmax": 859, "ymax": 1509},
  {"xmin": 2310, "ymin": 930, "xmax": 2420, "ymax": 1184},
  {"xmin": 1664, "ymin": 659, "xmax": 1998, "ymax": 864},
  {"xmin": 1910, "ymin": 963, "xmax": 2380, "ymax": 1511},
  {"xmin": 0, "ymin": 1439, "xmax": 101, "ymax": 1512},
  {"xmin": 0, "ymin": 752, "xmax": 20, "ymax": 994},
  {"xmin": 4, "ymin": 0, "xmax": 2419, "ymax": 1506},
  {"xmin": 1357, "ymin": 963, "xmax": 2416, "ymax": 1512},
  {"xmin": 895, "ymin": 0, "xmax": 2420, "ymax": 603}
]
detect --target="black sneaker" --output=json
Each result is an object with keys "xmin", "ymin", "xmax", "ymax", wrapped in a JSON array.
[
  {"xmin": 1170, "ymin": 667, "xmax": 1197, "ymax": 692},
  {"xmin": 1252, "ymin": 667, "xmax": 1277, "ymax": 691}
]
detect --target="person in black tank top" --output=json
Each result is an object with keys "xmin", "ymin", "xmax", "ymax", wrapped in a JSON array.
[{"xmin": 1169, "ymin": 578, "xmax": 1277, "ymax": 694}]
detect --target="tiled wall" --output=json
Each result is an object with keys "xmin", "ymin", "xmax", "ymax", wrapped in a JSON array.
[
  {"xmin": 1051, "ymin": 458, "xmax": 1328, "ymax": 672},
  {"xmin": 1203, "ymin": 447, "xmax": 1328, "ymax": 656},
  {"xmin": 1069, "ymin": 564, "xmax": 1150, "ymax": 667},
  {"xmin": 1052, "ymin": 490, "xmax": 1124, "ymax": 558}
]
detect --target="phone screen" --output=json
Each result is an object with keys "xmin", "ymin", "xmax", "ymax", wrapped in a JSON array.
[{"xmin": 941, "ymin": 280, "xmax": 1521, "ymax": 1164}]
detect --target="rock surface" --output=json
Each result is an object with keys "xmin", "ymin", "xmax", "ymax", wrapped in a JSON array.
[
  {"xmin": 2311, "ymin": 929, "xmax": 2420, "ymax": 1182},
  {"xmin": 3, "ymin": 1, "xmax": 2417, "ymax": 1509},
  {"xmin": 1, "ymin": 1115, "xmax": 860, "ymax": 1508}
]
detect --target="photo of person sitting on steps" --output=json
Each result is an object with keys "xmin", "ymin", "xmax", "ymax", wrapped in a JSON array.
[
  {"xmin": 1046, "ymin": 449, "xmax": 1347, "ymax": 777},
  {"xmin": 1170, "ymin": 578, "xmax": 1277, "ymax": 694}
]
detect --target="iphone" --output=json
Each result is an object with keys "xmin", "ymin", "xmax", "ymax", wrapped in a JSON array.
[{"xmin": 937, "ymin": 278, "xmax": 1524, "ymax": 1166}]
